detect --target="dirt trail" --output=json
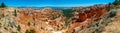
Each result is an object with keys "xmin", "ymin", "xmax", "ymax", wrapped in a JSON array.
[{"xmin": 102, "ymin": 9, "xmax": 120, "ymax": 33}]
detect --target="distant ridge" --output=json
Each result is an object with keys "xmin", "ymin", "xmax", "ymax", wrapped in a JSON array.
[{"xmin": 17, "ymin": 6, "xmax": 72, "ymax": 10}]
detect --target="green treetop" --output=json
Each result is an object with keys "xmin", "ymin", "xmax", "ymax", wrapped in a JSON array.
[{"xmin": 0, "ymin": 2, "xmax": 6, "ymax": 8}]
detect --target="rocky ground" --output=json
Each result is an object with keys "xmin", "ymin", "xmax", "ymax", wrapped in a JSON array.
[{"xmin": 101, "ymin": 9, "xmax": 120, "ymax": 33}]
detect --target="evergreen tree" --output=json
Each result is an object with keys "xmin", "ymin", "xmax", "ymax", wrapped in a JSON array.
[
  {"xmin": 14, "ymin": 10, "xmax": 17, "ymax": 16},
  {"xmin": 0, "ymin": 2, "xmax": 6, "ymax": 8},
  {"xmin": 112, "ymin": 0, "xmax": 120, "ymax": 5}
]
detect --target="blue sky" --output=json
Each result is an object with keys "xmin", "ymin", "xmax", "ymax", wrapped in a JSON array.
[{"xmin": 0, "ymin": 0, "xmax": 114, "ymax": 7}]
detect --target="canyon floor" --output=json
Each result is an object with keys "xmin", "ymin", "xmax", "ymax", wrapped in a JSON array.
[{"xmin": 0, "ymin": 5, "xmax": 119, "ymax": 33}]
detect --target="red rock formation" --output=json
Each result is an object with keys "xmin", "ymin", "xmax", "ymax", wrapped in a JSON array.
[
  {"xmin": 14, "ymin": 8, "xmax": 64, "ymax": 33},
  {"xmin": 76, "ymin": 12, "xmax": 87, "ymax": 22},
  {"xmin": 84, "ymin": 10, "xmax": 97, "ymax": 18},
  {"xmin": 67, "ymin": 6, "xmax": 108, "ymax": 33}
]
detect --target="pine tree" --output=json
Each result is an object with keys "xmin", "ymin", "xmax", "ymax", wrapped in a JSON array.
[
  {"xmin": 112, "ymin": 0, "xmax": 120, "ymax": 5},
  {"xmin": 0, "ymin": 2, "xmax": 6, "ymax": 8},
  {"xmin": 14, "ymin": 10, "xmax": 17, "ymax": 16}
]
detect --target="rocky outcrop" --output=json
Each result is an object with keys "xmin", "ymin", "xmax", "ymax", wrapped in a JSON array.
[
  {"xmin": 66, "ymin": 6, "xmax": 108, "ymax": 33},
  {"xmin": 14, "ymin": 8, "xmax": 66, "ymax": 33}
]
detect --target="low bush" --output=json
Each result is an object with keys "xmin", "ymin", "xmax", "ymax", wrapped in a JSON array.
[
  {"xmin": 108, "ymin": 9, "xmax": 117, "ymax": 17},
  {"xmin": 25, "ymin": 29, "xmax": 35, "ymax": 33}
]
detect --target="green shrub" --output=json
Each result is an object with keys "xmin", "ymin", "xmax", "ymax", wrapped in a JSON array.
[
  {"xmin": 109, "ymin": 9, "xmax": 117, "ymax": 17},
  {"xmin": 72, "ymin": 29, "xmax": 76, "ymax": 33},
  {"xmin": 25, "ymin": 29, "xmax": 35, "ymax": 33},
  {"xmin": 0, "ymin": 23, "xmax": 1, "ymax": 28},
  {"xmin": 4, "ymin": 27, "xmax": 8, "ymax": 30},
  {"xmin": 28, "ymin": 22, "xmax": 30, "ymax": 26},
  {"xmin": 12, "ymin": 32, "xmax": 17, "ymax": 33},
  {"xmin": 17, "ymin": 25, "xmax": 21, "ymax": 31}
]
